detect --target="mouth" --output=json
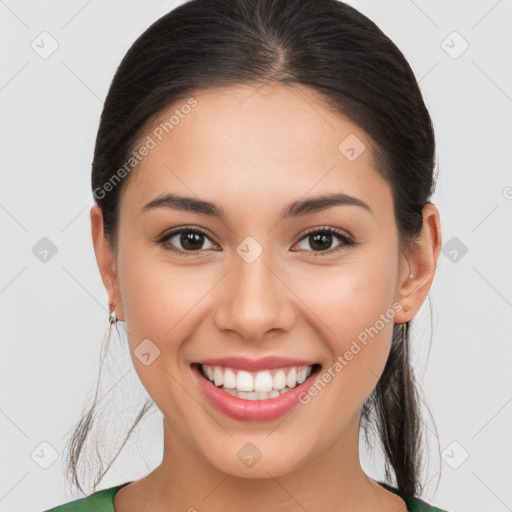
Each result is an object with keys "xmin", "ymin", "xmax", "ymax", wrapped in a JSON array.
[
  {"xmin": 194, "ymin": 362, "xmax": 322, "ymax": 400},
  {"xmin": 191, "ymin": 360, "xmax": 322, "ymax": 421}
]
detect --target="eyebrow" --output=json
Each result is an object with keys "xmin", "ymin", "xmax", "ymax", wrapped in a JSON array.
[{"xmin": 142, "ymin": 192, "xmax": 373, "ymax": 219}]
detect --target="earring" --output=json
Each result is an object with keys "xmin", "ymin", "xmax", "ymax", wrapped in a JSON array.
[
  {"xmin": 109, "ymin": 303, "xmax": 118, "ymax": 325},
  {"xmin": 403, "ymin": 304, "xmax": 411, "ymax": 313}
]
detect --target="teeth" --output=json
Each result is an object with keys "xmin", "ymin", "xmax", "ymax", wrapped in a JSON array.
[
  {"xmin": 236, "ymin": 370, "xmax": 254, "ymax": 391},
  {"xmin": 273, "ymin": 370, "xmax": 286, "ymax": 390},
  {"xmin": 254, "ymin": 371, "xmax": 273, "ymax": 392},
  {"xmin": 286, "ymin": 367, "xmax": 297, "ymax": 388},
  {"xmin": 213, "ymin": 366, "xmax": 223, "ymax": 387},
  {"xmin": 201, "ymin": 364, "xmax": 315, "ymax": 395},
  {"xmin": 297, "ymin": 367, "xmax": 308, "ymax": 384},
  {"xmin": 223, "ymin": 368, "xmax": 236, "ymax": 389}
]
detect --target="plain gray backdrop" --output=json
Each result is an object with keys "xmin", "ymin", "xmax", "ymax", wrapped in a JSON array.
[{"xmin": 1, "ymin": 1, "xmax": 511, "ymax": 511}]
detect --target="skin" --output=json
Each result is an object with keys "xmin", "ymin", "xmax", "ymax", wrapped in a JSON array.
[{"xmin": 91, "ymin": 82, "xmax": 442, "ymax": 512}]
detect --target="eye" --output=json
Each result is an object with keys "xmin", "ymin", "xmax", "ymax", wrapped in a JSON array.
[
  {"xmin": 293, "ymin": 226, "xmax": 356, "ymax": 256},
  {"xmin": 156, "ymin": 225, "xmax": 357, "ymax": 257},
  {"xmin": 156, "ymin": 226, "xmax": 219, "ymax": 256}
]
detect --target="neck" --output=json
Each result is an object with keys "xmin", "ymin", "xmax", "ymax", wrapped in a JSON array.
[{"xmin": 138, "ymin": 414, "xmax": 391, "ymax": 512}]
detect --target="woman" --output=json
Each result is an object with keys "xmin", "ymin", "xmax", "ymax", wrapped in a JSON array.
[{"xmin": 45, "ymin": 0, "xmax": 452, "ymax": 510}]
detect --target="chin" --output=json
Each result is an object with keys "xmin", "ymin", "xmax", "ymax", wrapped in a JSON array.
[{"xmin": 194, "ymin": 433, "xmax": 314, "ymax": 480}]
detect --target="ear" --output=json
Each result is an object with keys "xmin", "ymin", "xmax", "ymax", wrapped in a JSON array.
[
  {"xmin": 90, "ymin": 205, "xmax": 124, "ymax": 321},
  {"xmin": 394, "ymin": 203, "xmax": 442, "ymax": 323}
]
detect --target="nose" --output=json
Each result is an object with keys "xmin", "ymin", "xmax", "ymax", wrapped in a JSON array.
[{"xmin": 213, "ymin": 251, "xmax": 295, "ymax": 342}]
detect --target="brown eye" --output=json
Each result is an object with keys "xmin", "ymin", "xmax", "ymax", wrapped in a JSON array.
[
  {"xmin": 294, "ymin": 227, "xmax": 356, "ymax": 256},
  {"xmin": 157, "ymin": 227, "xmax": 218, "ymax": 255}
]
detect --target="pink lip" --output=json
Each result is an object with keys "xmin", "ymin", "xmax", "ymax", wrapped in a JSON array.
[
  {"xmin": 192, "ymin": 363, "xmax": 320, "ymax": 422},
  {"xmin": 196, "ymin": 356, "xmax": 317, "ymax": 372}
]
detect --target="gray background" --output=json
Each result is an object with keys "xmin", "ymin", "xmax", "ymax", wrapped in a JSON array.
[{"xmin": 1, "ymin": 1, "xmax": 511, "ymax": 511}]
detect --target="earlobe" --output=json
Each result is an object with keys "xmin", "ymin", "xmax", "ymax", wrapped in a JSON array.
[
  {"xmin": 394, "ymin": 203, "xmax": 442, "ymax": 323},
  {"xmin": 90, "ymin": 205, "xmax": 123, "ymax": 319}
]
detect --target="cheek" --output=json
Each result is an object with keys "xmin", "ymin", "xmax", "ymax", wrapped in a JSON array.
[
  {"xmin": 295, "ymin": 245, "xmax": 399, "ymax": 346},
  {"xmin": 117, "ymin": 239, "xmax": 210, "ymax": 342},
  {"xmin": 116, "ymin": 248, "xmax": 225, "ymax": 411},
  {"xmin": 290, "ymin": 246, "xmax": 399, "ymax": 402},
  {"xmin": 330, "ymin": 269, "xmax": 396, "ymax": 344},
  {"xmin": 116, "ymin": 250, "xmax": 208, "ymax": 419}
]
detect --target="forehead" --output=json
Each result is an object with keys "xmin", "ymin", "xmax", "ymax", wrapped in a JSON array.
[{"xmin": 119, "ymin": 83, "xmax": 391, "ymax": 218}]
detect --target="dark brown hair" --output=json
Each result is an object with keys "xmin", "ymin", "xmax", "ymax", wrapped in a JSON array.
[{"xmin": 66, "ymin": 0, "xmax": 440, "ymax": 498}]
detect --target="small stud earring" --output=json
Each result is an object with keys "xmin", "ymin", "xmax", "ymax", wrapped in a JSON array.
[
  {"xmin": 404, "ymin": 304, "xmax": 411, "ymax": 313},
  {"xmin": 109, "ymin": 303, "xmax": 118, "ymax": 325}
]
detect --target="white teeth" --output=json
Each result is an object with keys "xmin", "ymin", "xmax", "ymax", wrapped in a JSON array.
[
  {"xmin": 273, "ymin": 370, "xmax": 286, "ymax": 390},
  {"xmin": 254, "ymin": 371, "xmax": 273, "ymax": 392},
  {"xmin": 213, "ymin": 367, "xmax": 223, "ymax": 387},
  {"xmin": 223, "ymin": 368, "xmax": 236, "ymax": 389},
  {"xmin": 201, "ymin": 364, "xmax": 316, "ymax": 396},
  {"xmin": 286, "ymin": 367, "xmax": 297, "ymax": 388},
  {"xmin": 236, "ymin": 370, "xmax": 254, "ymax": 392},
  {"xmin": 297, "ymin": 367, "xmax": 307, "ymax": 384},
  {"xmin": 219, "ymin": 385, "xmax": 295, "ymax": 400}
]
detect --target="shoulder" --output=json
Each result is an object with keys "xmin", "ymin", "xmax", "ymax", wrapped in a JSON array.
[
  {"xmin": 42, "ymin": 483, "xmax": 129, "ymax": 512},
  {"xmin": 405, "ymin": 497, "xmax": 449, "ymax": 512},
  {"xmin": 404, "ymin": 495, "xmax": 454, "ymax": 512},
  {"xmin": 378, "ymin": 481, "xmax": 454, "ymax": 512}
]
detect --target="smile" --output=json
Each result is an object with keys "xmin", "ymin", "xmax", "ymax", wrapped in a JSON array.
[
  {"xmin": 199, "ymin": 364, "xmax": 316, "ymax": 400},
  {"xmin": 191, "ymin": 358, "xmax": 322, "ymax": 421}
]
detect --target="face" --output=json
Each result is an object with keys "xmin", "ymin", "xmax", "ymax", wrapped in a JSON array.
[{"xmin": 92, "ymin": 83, "xmax": 435, "ymax": 479}]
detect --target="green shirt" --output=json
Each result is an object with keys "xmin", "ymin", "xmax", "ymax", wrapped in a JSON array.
[{"xmin": 43, "ymin": 480, "xmax": 452, "ymax": 511}]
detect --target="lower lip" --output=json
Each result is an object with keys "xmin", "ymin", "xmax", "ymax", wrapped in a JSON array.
[{"xmin": 192, "ymin": 364, "xmax": 319, "ymax": 422}]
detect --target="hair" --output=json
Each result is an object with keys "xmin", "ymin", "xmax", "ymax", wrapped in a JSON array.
[{"xmin": 66, "ymin": 0, "xmax": 440, "ymax": 498}]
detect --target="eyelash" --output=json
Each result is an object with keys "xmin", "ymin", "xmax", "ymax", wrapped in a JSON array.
[{"xmin": 156, "ymin": 225, "xmax": 357, "ymax": 257}]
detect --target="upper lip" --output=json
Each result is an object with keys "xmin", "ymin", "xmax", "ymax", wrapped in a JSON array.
[{"xmin": 195, "ymin": 356, "xmax": 318, "ymax": 372}]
